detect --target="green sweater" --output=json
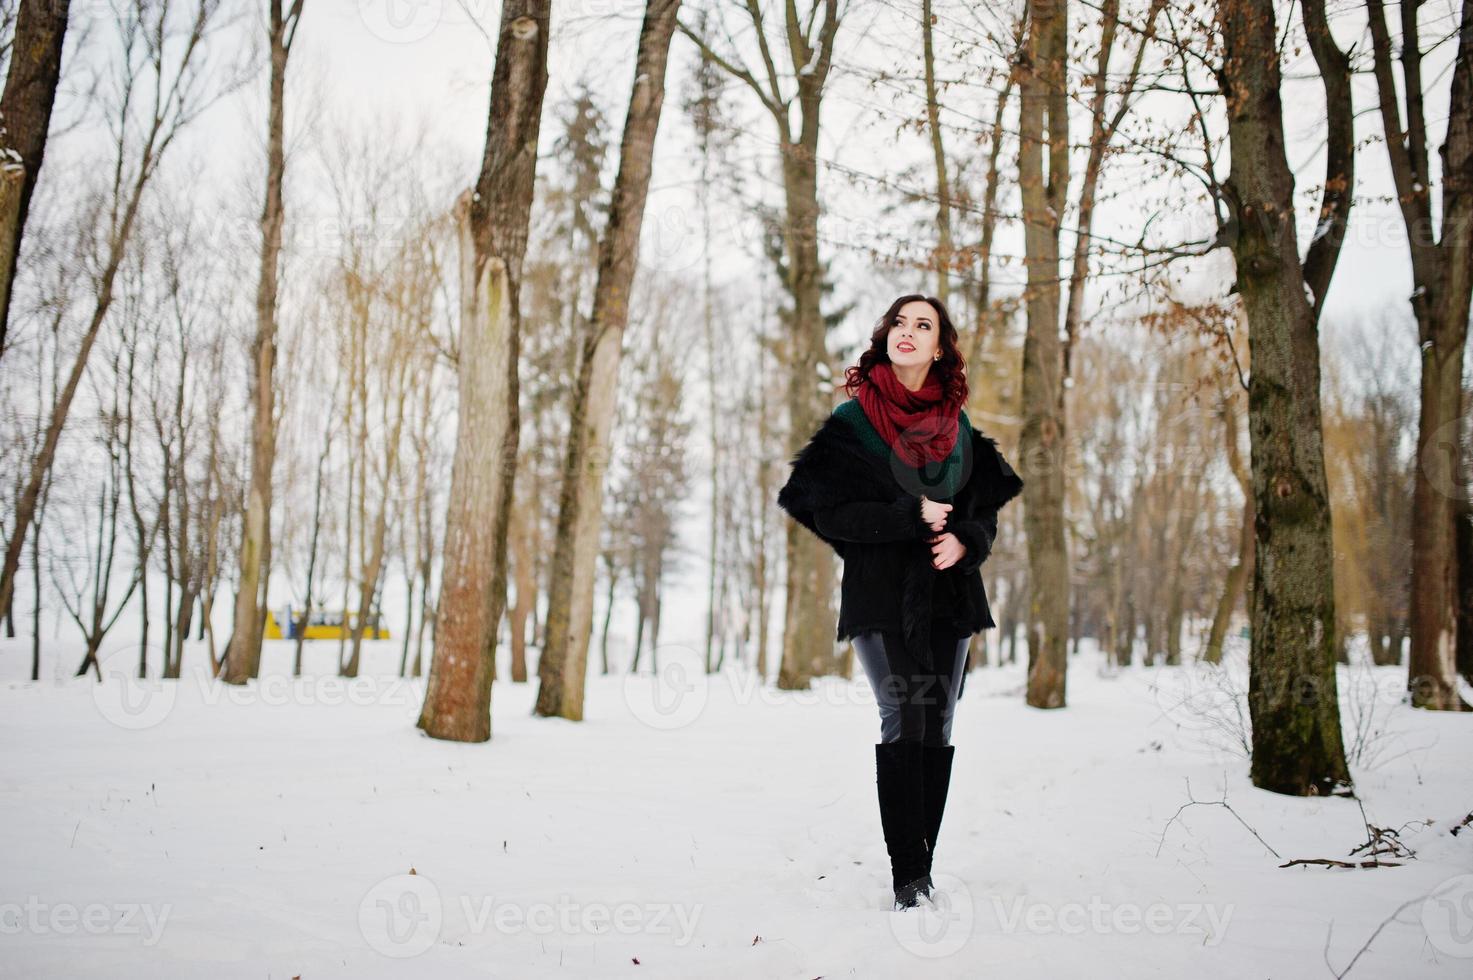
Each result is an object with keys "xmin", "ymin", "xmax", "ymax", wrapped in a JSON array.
[{"xmin": 832, "ymin": 397, "xmax": 972, "ymax": 500}]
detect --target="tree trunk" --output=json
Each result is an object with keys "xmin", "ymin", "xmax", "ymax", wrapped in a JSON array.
[
  {"xmin": 509, "ymin": 496, "xmax": 533, "ymax": 682},
  {"xmin": 755, "ymin": 376, "xmax": 775, "ymax": 681},
  {"xmin": 600, "ymin": 555, "xmax": 617, "ymax": 675},
  {"xmin": 1458, "ymin": 405, "xmax": 1473, "ymax": 681},
  {"xmin": 1116, "ymin": 595, "xmax": 1135, "ymax": 667},
  {"xmin": 535, "ymin": 0, "xmax": 682, "ymax": 720},
  {"xmin": 1204, "ymin": 390, "xmax": 1253, "ymax": 663},
  {"xmin": 1218, "ymin": 0, "xmax": 1351, "ymax": 794},
  {"xmin": 295, "ymin": 424, "xmax": 328, "ymax": 677},
  {"xmin": 1018, "ymin": 0, "xmax": 1069, "ymax": 708},
  {"xmin": 418, "ymin": 0, "xmax": 550, "ymax": 742},
  {"xmin": 1407, "ymin": 330, "xmax": 1469, "ymax": 707},
  {"xmin": 1455, "ymin": 471, "xmax": 1467, "ymax": 677},
  {"xmin": 676, "ymin": 2, "xmax": 842, "ymax": 690},
  {"xmin": 345, "ymin": 360, "xmax": 409, "ymax": 678},
  {"xmin": 198, "ymin": 420, "xmax": 227, "ymax": 677},
  {"xmin": 29, "ymin": 494, "xmax": 45, "ymax": 680},
  {"xmin": 418, "ymin": 190, "xmax": 521, "ymax": 737},
  {"xmin": 1365, "ymin": 0, "xmax": 1473, "ymax": 710},
  {"xmin": 774, "ymin": 137, "xmax": 843, "ymax": 690},
  {"xmin": 222, "ymin": 0, "xmax": 302, "ymax": 685},
  {"xmin": 695, "ymin": 59, "xmax": 723, "ymax": 675},
  {"xmin": 0, "ymin": 0, "xmax": 70, "ymax": 361},
  {"xmin": 631, "ymin": 597, "xmax": 646, "ymax": 673},
  {"xmin": 1165, "ymin": 476, "xmax": 1200, "ymax": 666}
]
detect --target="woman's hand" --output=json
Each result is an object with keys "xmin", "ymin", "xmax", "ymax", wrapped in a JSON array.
[
  {"xmin": 927, "ymin": 531, "xmax": 966, "ymax": 570},
  {"xmin": 919, "ymin": 494, "xmax": 952, "ymax": 533}
]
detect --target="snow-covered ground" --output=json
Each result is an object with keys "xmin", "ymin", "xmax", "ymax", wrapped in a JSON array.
[{"xmin": 2, "ymin": 635, "xmax": 1471, "ymax": 978}]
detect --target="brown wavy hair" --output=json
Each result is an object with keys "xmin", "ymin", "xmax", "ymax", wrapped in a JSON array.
[{"xmin": 842, "ymin": 293, "xmax": 969, "ymax": 405}]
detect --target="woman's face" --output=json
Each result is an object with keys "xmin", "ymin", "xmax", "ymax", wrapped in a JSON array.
[{"xmin": 887, "ymin": 300, "xmax": 942, "ymax": 367}]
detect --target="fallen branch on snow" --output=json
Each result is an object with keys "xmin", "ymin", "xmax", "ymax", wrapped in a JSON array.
[
  {"xmin": 1280, "ymin": 857, "xmax": 1403, "ymax": 870},
  {"xmin": 1155, "ymin": 776, "xmax": 1282, "ymax": 859}
]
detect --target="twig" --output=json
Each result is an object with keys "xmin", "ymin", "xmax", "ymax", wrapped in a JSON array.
[
  {"xmin": 1285, "ymin": 797, "xmax": 1416, "ymax": 869},
  {"xmin": 1324, "ymin": 887, "xmax": 1446, "ymax": 978},
  {"xmin": 1156, "ymin": 776, "xmax": 1282, "ymax": 859},
  {"xmin": 1347, "ymin": 798, "xmax": 1414, "ymax": 862},
  {"xmin": 1280, "ymin": 858, "xmax": 1403, "ymax": 869}
]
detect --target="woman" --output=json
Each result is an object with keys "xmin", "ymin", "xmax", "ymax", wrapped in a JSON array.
[{"xmin": 775, "ymin": 293, "xmax": 1024, "ymax": 911}]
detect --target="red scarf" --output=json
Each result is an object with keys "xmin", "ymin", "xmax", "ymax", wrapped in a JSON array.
[{"xmin": 856, "ymin": 361, "xmax": 962, "ymax": 467}]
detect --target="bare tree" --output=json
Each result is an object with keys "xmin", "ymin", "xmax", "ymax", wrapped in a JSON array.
[
  {"xmin": 680, "ymin": 9, "xmax": 737, "ymax": 675},
  {"xmin": 342, "ymin": 235, "xmax": 427, "ymax": 678},
  {"xmin": 62, "ymin": 334, "xmax": 157, "ymax": 678},
  {"xmin": 1017, "ymin": 0, "xmax": 1070, "ymax": 708},
  {"xmin": 295, "ymin": 393, "xmax": 336, "ymax": 676},
  {"xmin": 406, "ymin": 362, "xmax": 442, "ymax": 679},
  {"xmin": 195, "ymin": 327, "xmax": 236, "ymax": 677},
  {"xmin": 417, "ymin": 0, "xmax": 551, "ymax": 742},
  {"xmin": 118, "ymin": 238, "xmax": 160, "ymax": 679},
  {"xmin": 920, "ymin": 0, "xmax": 953, "ymax": 304},
  {"xmin": 0, "ymin": 0, "xmax": 237, "ymax": 640},
  {"xmin": 1364, "ymin": 0, "xmax": 1473, "ymax": 710},
  {"xmin": 966, "ymin": 12, "xmax": 1023, "ymax": 367},
  {"xmin": 1324, "ymin": 315, "xmax": 1417, "ymax": 669},
  {"xmin": 146, "ymin": 198, "xmax": 223, "ymax": 680},
  {"xmin": 1202, "ymin": 340, "xmax": 1252, "ymax": 665},
  {"xmin": 612, "ymin": 291, "xmax": 692, "ymax": 673},
  {"xmin": 1216, "ymin": 0, "xmax": 1352, "ymax": 794},
  {"xmin": 221, "ymin": 0, "xmax": 305, "ymax": 684},
  {"xmin": 507, "ymin": 93, "xmax": 611, "ymax": 683},
  {"xmin": 535, "ymin": 0, "xmax": 685, "ymax": 720},
  {"xmin": 677, "ymin": 0, "xmax": 844, "ymax": 690}
]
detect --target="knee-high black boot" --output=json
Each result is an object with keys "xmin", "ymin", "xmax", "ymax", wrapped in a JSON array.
[
  {"xmin": 874, "ymin": 741, "xmax": 932, "ymax": 909},
  {"xmin": 920, "ymin": 744, "xmax": 955, "ymax": 877}
]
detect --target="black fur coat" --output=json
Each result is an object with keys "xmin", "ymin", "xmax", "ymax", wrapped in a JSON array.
[{"xmin": 776, "ymin": 399, "xmax": 1024, "ymax": 670}]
